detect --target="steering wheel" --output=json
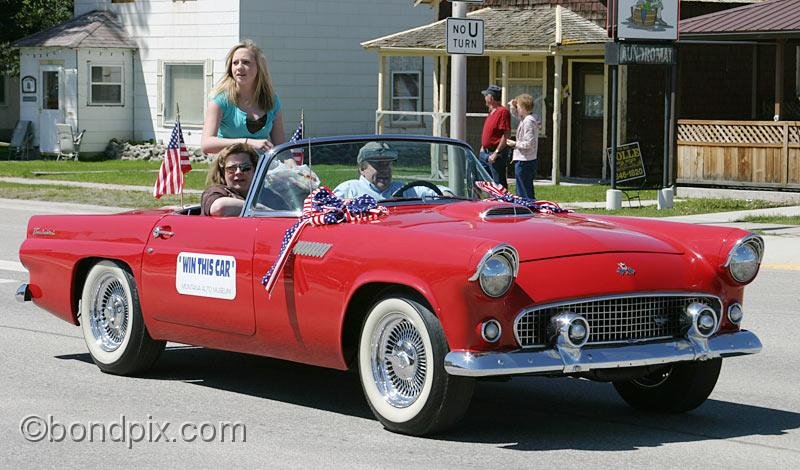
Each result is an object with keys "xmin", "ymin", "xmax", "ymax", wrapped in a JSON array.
[{"xmin": 391, "ymin": 180, "xmax": 444, "ymax": 198}]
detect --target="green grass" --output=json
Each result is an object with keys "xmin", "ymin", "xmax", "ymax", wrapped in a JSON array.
[
  {"xmin": 0, "ymin": 160, "xmax": 646, "ymax": 202},
  {"xmin": 0, "ymin": 160, "xmax": 792, "ymax": 216},
  {"xmin": 737, "ymin": 215, "xmax": 800, "ymax": 225},
  {"xmin": 0, "ymin": 160, "xmax": 211, "ymax": 189},
  {"xmin": 580, "ymin": 198, "xmax": 783, "ymax": 217},
  {"xmin": 0, "ymin": 182, "xmax": 200, "ymax": 208}
]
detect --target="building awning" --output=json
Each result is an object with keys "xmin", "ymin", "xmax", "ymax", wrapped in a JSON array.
[
  {"xmin": 12, "ymin": 10, "xmax": 136, "ymax": 49},
  {"xmin": 362, "ymin": 6, "xmax": 609, "ymax": 54},
  {"xmin": 681, "ymin": 0, "xmax": 800, "ymax": 40}
]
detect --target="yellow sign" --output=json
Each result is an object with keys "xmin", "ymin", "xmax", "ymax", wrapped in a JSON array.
[{"xmin": 607, "ymin": 142, "xmax": 646, "ymax": 184}]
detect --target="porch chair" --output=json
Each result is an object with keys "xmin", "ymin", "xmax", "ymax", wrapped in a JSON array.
[
  {"xmin": 7, "ymin": 120, "xmax": 33, "ymax": 160},
  {"xmin": 56, "ymin": 124, "xmax": 86, "ymax": 161}
]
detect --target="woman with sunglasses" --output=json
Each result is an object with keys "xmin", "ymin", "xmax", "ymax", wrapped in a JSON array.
[
  {"xmin": 201, "ymin": 40, "xmax": 285, "ymax": 154},
  {"xmin": 201, "ymin": 143, "xmax": 259, "ymax": 216}
]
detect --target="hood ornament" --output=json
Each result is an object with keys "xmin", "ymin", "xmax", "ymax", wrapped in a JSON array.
[{"xmin": 617, "ymin": 263, "xmax": 636, "ymax": 276}]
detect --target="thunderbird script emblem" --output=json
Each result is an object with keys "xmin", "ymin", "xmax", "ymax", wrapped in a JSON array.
[{"xmin": 617, "ymin": 263, "xmax": 636, "ymax": 276}]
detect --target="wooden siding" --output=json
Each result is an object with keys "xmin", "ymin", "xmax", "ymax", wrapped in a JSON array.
[
  {"xmin": 73, "ymin": 0, "xmax": 432, "ymax": 144},
  {"xmin": 677, "ymin": 119, "xmax": 800, "ymax": 189},
  {"xmin": 76, "ymin": 48, "xmax": 134, "ymax": 152},
  {"xmin": 240, "ymin": 0, "xmax": 431, "ymax": 136},
  {"xmin": 75, "ymin": 0, "xmax": 241, "ymax": 147}
]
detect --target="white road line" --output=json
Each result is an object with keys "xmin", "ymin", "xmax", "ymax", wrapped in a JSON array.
[
  {"xmin": 0, "ymin": 260, "xmax": 26, "ymax": 273},
  {"xmin": 0, "ymin": 279, "xmax": 19, "ymax": 284}
]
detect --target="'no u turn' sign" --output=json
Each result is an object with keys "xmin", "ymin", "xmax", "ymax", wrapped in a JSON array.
[{"xmin": 446, "ymin": 18, "xmax": 484, "ymax": 55}]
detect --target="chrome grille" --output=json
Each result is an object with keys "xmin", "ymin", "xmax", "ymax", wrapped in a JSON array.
[{"xmin": 514, "ymin": 294, "xmax": 722, "ymax": 348}]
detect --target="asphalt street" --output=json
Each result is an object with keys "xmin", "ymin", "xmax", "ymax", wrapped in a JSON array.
[{"xmin": 1, "ymin": 198, "xmax": 798, "ymax": 468}]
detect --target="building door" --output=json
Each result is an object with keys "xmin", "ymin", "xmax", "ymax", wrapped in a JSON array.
[
  {"xmin": 570, "ymin": 63, "xmax": 605, "ymax": 178},
  {"xmin": 39, "ymin": 66, "xmax": 63, "ymax": 153}
]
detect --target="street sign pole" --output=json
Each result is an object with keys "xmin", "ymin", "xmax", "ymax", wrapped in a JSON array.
[{"xmin": 450, "ymin": 1, "xmax": 467, "ymax": 141}]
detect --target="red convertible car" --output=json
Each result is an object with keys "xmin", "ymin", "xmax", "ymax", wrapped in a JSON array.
[{"xmin": 17, "ymin": 135, "xmax": 763, "ymax": 436}]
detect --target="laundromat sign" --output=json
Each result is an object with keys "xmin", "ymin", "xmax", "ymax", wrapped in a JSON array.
[{"xmin": 605, "ymin": 43, "xmax": 676, "ymax": 65}]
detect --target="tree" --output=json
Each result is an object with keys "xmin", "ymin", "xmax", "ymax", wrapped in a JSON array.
[{"xmin": 0, "ymin": 0, "xmax": 73, "ymax": 75}]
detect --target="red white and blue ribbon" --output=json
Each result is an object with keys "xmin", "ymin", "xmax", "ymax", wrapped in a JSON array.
[
  {"xmin": 475, "ymin": 181, "xmax": 572, "ymax": 214},
  {"xmin": 261, "ymin": 186, "xmax": 388, "ymax": 294}
]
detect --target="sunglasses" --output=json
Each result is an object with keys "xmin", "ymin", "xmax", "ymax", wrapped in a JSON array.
[{"xmin": 223, "ymin": 163, "xmax": 254, "ymax": 174}]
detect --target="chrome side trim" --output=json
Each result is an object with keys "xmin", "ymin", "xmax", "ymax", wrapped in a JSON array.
[
  {"xmin": 444, "ymin": 330, "xmax": 761, "ymax": 377},
  {"xmin": 292, "ymin": 241, "xmax": 332, "ymax": 258},
  {"xmin": 15, "ymin": 283, "xmax": 31, "ymax": 302}
]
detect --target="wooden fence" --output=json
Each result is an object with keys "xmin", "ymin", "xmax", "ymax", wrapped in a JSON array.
[{"xmin": 677, "ymin": 119, "xmax": 800, "ymax": 189}]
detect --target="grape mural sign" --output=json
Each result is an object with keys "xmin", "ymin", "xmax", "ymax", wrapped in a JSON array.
[{"xmin": 617, "ymin": 0, "xmax": 678, "ymax": 41}]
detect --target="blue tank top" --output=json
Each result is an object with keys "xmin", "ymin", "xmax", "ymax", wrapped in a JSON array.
[{"xmin": 213, "ymin": 93, "xmax": 281, "ymax": 139}]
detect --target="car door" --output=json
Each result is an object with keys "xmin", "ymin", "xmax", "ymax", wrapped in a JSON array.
[{"xmin": 140, "ymin": 214, "xmax": 259, "ymax": 335}]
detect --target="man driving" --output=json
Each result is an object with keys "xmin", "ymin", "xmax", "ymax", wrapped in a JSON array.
[{"xmin": 334, "ymin": 142, "xmax": 435, "ymax": 200}]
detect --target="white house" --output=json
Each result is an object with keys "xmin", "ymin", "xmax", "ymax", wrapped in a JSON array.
[{"xmin": 14, "ymin": 0, "xmax": 433, "ymax": 154}]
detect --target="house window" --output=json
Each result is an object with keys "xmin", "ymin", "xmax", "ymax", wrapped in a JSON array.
[
  {"xmin": 0, "ymin": 74, "xmax": 5, "ymax": 105},
  {"xmin": 494, "ymin": 59, "xmax": 546, "ymax": 134},
  {"xmin": 164, "ymin": 63, "xmax": 204, "ymax": 125},
  {"xmin": 391, "ymin": 71, "xmax": 421, "ymax": 125},
  {"xmin": 89, "ymin": 65, "xmax": 123, "ymax": 105}
]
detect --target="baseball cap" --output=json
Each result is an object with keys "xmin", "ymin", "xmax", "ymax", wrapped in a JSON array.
[
  {"xmin": 357, "ymin": 142, "xmax": 398, "ymax": 163},
  {"xmin": 481, "ymin": 84, "xmax": 502, "ymax": 101}
]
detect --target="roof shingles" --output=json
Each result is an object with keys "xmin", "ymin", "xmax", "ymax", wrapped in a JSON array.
[
  {"xmin": 12, "ymin": 10, "xmax": 135, "ymax": 49},
  {"xmin": 681, "ymin": 0, "xmax": 800, "ymax": 34},
  {"xmin": 363, "ymin": 6, "xmax": 609, "ymax": 51}
]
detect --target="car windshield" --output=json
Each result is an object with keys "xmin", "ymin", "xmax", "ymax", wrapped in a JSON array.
[{"xmin": 249, "ymin": 137, "xmax": 493, "ymax": 215}]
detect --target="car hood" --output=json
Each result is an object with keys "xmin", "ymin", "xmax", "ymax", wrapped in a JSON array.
[{"xmin": 383, "ymin": 200, "xmax": 683, "ymax": 261}]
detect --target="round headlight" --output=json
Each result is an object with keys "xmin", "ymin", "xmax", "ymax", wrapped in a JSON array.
[
  {"xmin": 479, "ymin": 254, "xmax": 514, "ymax": 297},
  {"xmin": 728, "ymin": 303, "xmax": 744, "ymax": 324},
  {"xmin": 726, "ymin": 236, "xmax": 764, "ymax": 284},
  {"xmin": 685, "ymin": 302, "xmax": 718, "ymax": 338},
  {"xmin": 480, "ymin": 319, "xmax": 502, "ymax": 342}
]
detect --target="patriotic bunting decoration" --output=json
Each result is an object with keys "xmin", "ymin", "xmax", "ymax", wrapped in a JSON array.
[
  {"xmin": 153, "ymin": 120, "xmax": 191, "ymax": 198},
  {"xmin": 261, "ymin": 186, "xmax": 388, "ymax": 294},
  {"xmin": 475, "ymin": 181, "xmax": 571, "ymax": 214}
]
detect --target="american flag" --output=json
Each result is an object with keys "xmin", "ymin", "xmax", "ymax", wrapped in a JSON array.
[
  {"xmin": 289, "ymin": 122, "xmax": 304, "ymax": 165},
  {"xmin": 290, "ymin": 122, "xmax": 303, "ymax": 142},
  {"xmin": 153, "ymin": 121, "xmax": 192, "ymax": 198}
]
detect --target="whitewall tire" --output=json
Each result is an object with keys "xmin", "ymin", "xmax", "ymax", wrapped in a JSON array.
[
  {"xmin": 358, "ymin": 294, "xmax": 474, "ymax": 436},
  {"xmin": 80, "ymin": 261, "xmax": 164, "ymax": 375}
]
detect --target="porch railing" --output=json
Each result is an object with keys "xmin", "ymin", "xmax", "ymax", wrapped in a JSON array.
[
  {"xmin": 677, "ymin": 119, "xmax": 800, "ymax": 189},
  {"xmin": 375, "ymin": 110, "xmax": 488, "ymax": 139}
]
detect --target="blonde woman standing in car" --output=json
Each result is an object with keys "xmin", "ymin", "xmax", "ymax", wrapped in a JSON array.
[{"xmin": 202, "ymin": 40, "xmax": 285, "ymax": 154}]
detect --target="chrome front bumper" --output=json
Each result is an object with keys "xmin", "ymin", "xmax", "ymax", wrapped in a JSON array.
[{"xmin": 444, "ymin": 330, "xmax": 762, "ymax": 377}]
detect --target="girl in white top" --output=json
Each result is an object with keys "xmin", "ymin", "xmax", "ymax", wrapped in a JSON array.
[{"xmin": 506, "ymin": 93, "xmax": 539, "ymax": 199}]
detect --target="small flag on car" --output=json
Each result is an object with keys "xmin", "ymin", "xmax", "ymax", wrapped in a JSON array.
[
  {"xmin": 153, "ymin": 120, "xmax": 191, "ymax": 199},
  {"xmin": 289, "ymin": 112, "xmax": 304, "ymax": 165}
]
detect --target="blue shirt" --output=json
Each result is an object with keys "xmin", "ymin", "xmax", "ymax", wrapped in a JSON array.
[
  {"xmin": 333, "ymin": 176, "xmax": 434, "ymax": 200},
  {"xmin": 213, "ymin": 93, "xmax": 281, "ymax": 139}
]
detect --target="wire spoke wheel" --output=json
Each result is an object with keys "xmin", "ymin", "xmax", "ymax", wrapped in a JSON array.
[
  {"xmin": 372, "ymin": 315, "xmax": 428, "ymax": 408},
  {"xmin": 89, "ymin": 273, "xmax": 130, "ymax": 352},
  {"xmin": 80, "ymin": 261, "xmax": 165, "ymax": 375},
  {"xmin": 358, "ymin": 294, "xmax": 474, "ymax": 436}
]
